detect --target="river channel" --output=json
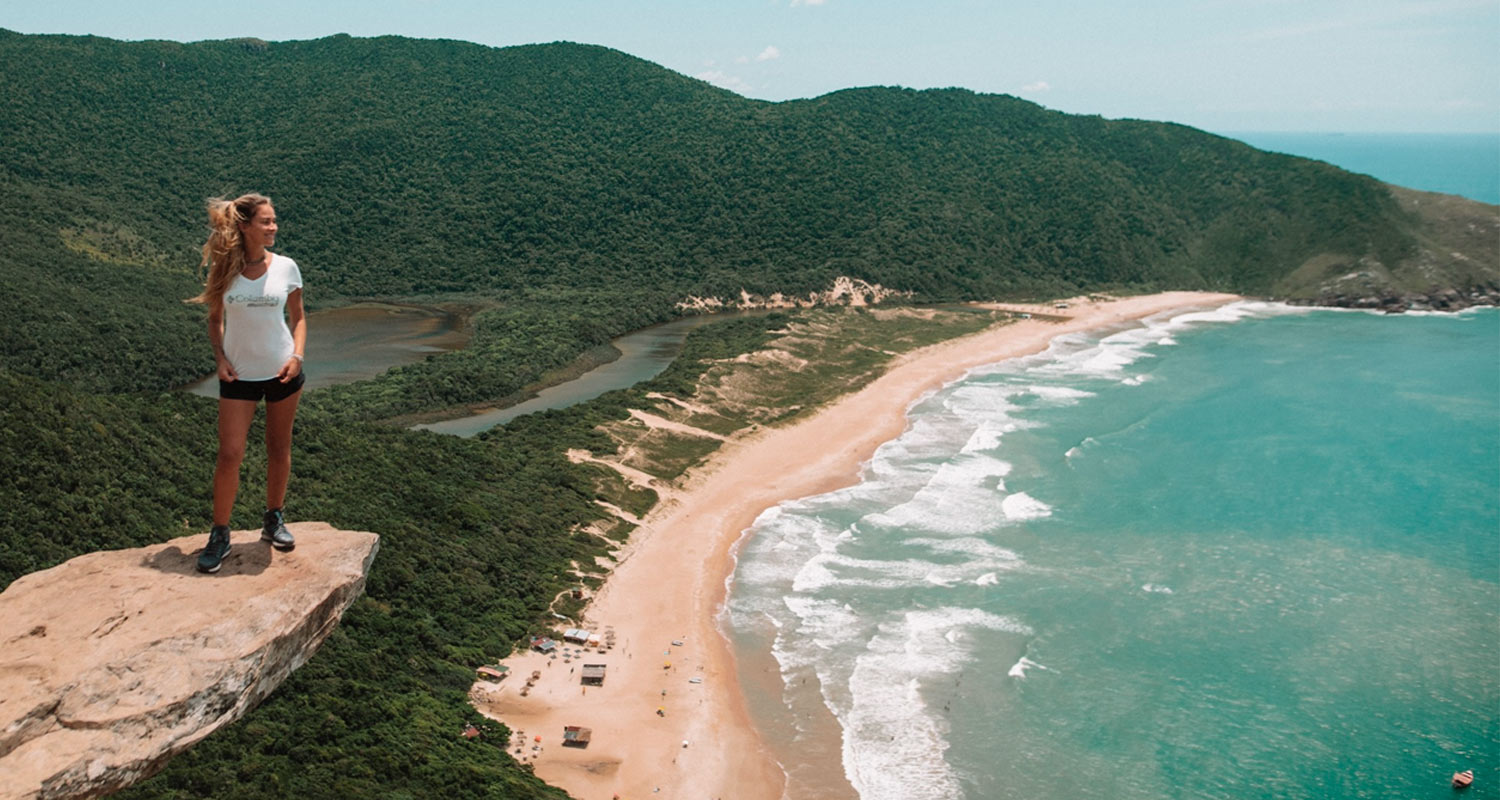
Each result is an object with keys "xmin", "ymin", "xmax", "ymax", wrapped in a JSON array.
[{"xmin": 415, "ymin": 313, "xmax": 754, "ymax": 437}]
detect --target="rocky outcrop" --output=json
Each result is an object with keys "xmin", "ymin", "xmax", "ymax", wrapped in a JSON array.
[
  {"xmin": 1276, "ymin": 185, "xmax": 1500, "ymax": 313},
  {"xmin": 1291, "ymin": 284, "xmax": 1500, "ymax": 313},
  {"xmin": 0, "ymin": 523, "xmax": 379, "ymax": 800},
  {"xmin": 676, "ymin": 275, "xmax": 911, "ymax": 312}
]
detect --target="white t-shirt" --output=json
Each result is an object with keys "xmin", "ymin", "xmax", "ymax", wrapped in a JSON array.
[{"xmin": 222, "ymin": 253, "xmax": 303, "ymax": 381}]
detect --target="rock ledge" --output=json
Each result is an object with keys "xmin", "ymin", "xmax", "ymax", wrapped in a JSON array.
[{"xmin": 0, "ymin": 523, "xmax": 379, "ymax": 800}]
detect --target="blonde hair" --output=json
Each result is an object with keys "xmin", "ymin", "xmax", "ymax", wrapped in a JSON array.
[{"xmin": 186, "ymin": 193, "xmax": 271, "ymax": 310}]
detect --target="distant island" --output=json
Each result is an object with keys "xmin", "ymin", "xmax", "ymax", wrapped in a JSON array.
[{"xmin": 0, "ymin": 28, "xmax": 1495, "ymax": 800}]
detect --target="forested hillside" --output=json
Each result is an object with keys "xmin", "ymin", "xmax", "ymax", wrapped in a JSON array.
[{"xmin": 5, "ymin": 28, "xmax": 1480, "ymax": 395}]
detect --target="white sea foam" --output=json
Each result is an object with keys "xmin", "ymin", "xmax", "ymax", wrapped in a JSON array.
[
  {"xmin": 1002, "ymin": 492, "xmax": 1053, "ymax": 521},
  {"xmin": 975, "ymin": 571, "xmax": 999, "ymax": 586},
  {"xmin": 959, "ymin": 420, "xmax": 1015, "ymax": 454},
  {"xmin": 998, "ymin": 300, "xmax": 1304, "ymax": 385},
  {"xmin": 865, "ymin": 454, "xmax": 1014, "ymax": 535},
  {"xmin": 840, "ymin": 607, "xmax": 1032, "ymax": 799},
  {"xmin": 1021, "ymin": 384, "xmax": 1096, "ymax": 402},
  {"xmin": 791, "ymin": 555, "xmax": 841, "ymax": 593},
  {"xmin": 1008, "ymin": 656, "xmax": 1050, "ymax": 679},
  {"xmin": 904, "ymin": 536, "xmax": 1023, "ymax": 564},
  {"xmin": 944, "ymin": 383, "xmax": 1022, "ymax": 415},
  {"xmin": 780, "ymin": 595, "xmax": 864, "ymax": 657},
  {"xmin": 735, "ymin": 512, "xmax": 845, "ymax": 588},
  {"xmin": 1142, "ymin": 583, "xmax": 1175, "ymax": 594},
  {"xmin": 925, "ymin": 571, "xmax": 962, "ymax": 587},
  {"xmin": 791, "ymin": 547, "xmax": 1015, "ymax": 592}
]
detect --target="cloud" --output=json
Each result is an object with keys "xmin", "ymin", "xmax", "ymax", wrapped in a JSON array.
[
  {"xmin": 695, "ymin": 70, "xmax": 752, "ymax": 95},
  {"xmin": 1020, "ymin": 80, "xmax": 1051, "ymax": 92},
  {"xmin": 755, "ymin": 45, "xmax": 781, "ymax": 61}
]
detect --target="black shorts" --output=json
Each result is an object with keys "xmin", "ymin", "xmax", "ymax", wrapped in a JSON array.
[{"xmin": 219, "ymin": 372, "xmax": 305, "ymax": 403}]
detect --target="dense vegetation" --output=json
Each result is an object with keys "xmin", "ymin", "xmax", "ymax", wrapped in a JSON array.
[
  {"xmin": 0, "ymin": 28, "xmax": 1434, "ymax": 396},
  {"xmin": 1, "ymin": 27, "xmax": 1489, "ymax": 799}
]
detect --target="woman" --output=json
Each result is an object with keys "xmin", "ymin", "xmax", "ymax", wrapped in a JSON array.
[{"xmin": 187, "ymin": 193, "xmax": 306, "ymax": 574}]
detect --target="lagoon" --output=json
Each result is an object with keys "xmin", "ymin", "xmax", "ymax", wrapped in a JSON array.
[{"xmin": 181, "ymin": 302, "xmax": 469, "ymax": 397}]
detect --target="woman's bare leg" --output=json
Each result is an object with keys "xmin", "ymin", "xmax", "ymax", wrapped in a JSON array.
[
  {"xmin": 214, "ymin": 398, "xmax": 259, "ymax": 526},
  {"xmin": 264, "ymin": 388, "xmax": 302, "ymax": 510}
]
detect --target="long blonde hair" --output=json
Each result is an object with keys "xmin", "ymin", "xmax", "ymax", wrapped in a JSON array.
[{"xmin": 186, "ymin": 193, "xmax": 271, "ymax": 310}]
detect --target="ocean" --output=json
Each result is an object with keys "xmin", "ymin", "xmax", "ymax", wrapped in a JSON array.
[
  {"xmin": 1222, "ymin": 132, "xmax": 1500, "ymax": 205},
  {"xmin": 725, "ymin": 304, "xmax": 1499, "ymax": 799}
]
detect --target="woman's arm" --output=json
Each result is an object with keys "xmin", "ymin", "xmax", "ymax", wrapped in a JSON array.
[
  {"xmin": 278, "ymin": 287, "xmax": 306, "ymax": 382},
  {"xmin": 209, "ymin": 305, "xmax": 238, "ymax": 382}
]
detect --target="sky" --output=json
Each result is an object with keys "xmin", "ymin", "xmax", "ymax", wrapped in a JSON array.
[{"xmin": 3, "ymin": 0, "xmax": 1497, "ymax": 133}]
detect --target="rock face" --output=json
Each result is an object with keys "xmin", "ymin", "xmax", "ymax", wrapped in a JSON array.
[{"xmin": 0, "ymin": 523, "xmax": 379, "ymax": 800}]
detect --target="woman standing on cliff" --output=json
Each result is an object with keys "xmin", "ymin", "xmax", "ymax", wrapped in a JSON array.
[{"xmin": 187, "ymin": 193, "xmax": 305, "ymax": 573}]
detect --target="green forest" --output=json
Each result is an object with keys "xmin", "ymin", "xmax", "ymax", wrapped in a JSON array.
[{"xmin": 0, "ymin": 28, "xmax": 1494, "ymax": 799}]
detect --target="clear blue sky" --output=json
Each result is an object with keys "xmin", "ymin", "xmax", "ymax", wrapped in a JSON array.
[{"xmin": 4, "ymin": 0, "xmax": 1496, "ymax": 132}]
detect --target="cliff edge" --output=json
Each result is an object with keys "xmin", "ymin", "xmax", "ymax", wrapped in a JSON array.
[{"xmin": 0, "ymin": 523, "xmax": 379, "ymax": 800}]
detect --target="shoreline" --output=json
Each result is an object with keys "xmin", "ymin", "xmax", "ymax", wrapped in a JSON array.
[{"xmin": 473, "ymin": 291, "xmax": 1242, "ymax": 800}]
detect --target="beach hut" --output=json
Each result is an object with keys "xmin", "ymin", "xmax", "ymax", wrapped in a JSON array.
[
  {"xmin": 563, "ymin": 628, "xmax": 592, "ymax": 644},
  {"xmin": 581, "ymin": 663, "xmax": 607, "ymax": 685},
  {"xmin": 462, "ymin": 724, "xmax": 481, "ymax": 740},
  {"xmin": 530, "ymin": 637, "xmax": 557, "ymax": 654},
  {"xmin": 562, "ymin": 725, "xmax": 593, "ymax": 747},
  {"xmin": 476, "ymin": 665, "xmax": 509, "ymax": 681}
]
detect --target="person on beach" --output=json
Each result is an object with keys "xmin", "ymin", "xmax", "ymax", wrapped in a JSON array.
[{"xmin": 187, "ymin": 193, "xmax": 306, "ymax": 573}]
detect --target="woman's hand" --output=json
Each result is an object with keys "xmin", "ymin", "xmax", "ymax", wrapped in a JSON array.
[
  {"xmin": 277, "ymin": 355, "xmax": 303, "ymax": 383},
  {"xmin": 217, "ymin": 359, "xmax": 238, "ymax": 382}
]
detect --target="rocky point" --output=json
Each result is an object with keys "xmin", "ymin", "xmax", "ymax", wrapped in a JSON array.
[{"xmin": 0, "ymin": 523, "xmax": 379, "ymax": 800}]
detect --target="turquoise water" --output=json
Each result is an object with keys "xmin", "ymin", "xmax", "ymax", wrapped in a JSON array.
[
  {"xmin": 727, "ymin": 305, "xmax": 1499, "ymax": 799},
  {"xmin": 1223, "ymin": 132, "xmax": 1500, "ymax": 205}
]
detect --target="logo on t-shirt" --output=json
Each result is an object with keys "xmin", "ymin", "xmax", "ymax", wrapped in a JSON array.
[{"xmin": 226, "ymin": 293, "xmax": 280, "ymax": 308}]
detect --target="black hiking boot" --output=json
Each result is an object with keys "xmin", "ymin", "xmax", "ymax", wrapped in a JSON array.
[
  {"xmin": 197, "ymin": 525, "xmax": 232, "ymax": 573},
  {"xmin": 262, "ymin": 508, "xmax": 295, "ymax": 551}
]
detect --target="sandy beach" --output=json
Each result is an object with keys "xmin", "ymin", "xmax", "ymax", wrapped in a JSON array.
[{"xmin": 472, "ymin": 291, "xmax": 1241, "ymax": 800}]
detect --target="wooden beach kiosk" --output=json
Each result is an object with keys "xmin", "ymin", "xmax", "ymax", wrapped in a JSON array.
[
  {"xmin": 562, "ymin": 725, "xmax": 592, "ymax": 748},
  {"xmin": 580, "ymin": 663, "xmax": 607, "ymax": 686}
]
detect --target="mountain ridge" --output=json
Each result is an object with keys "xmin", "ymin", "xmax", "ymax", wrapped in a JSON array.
[{"xmin": 2, "ymin": 29, "xmax": 1478, "ymax": 294}]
